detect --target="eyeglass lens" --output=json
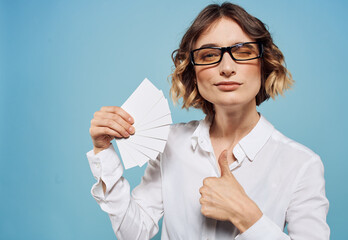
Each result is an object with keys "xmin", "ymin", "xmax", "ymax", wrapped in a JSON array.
[{"xmin": 193, "ymin": 43, "xmax": 260, "ymax": 65}]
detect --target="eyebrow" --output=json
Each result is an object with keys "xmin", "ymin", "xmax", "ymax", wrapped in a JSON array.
[
  {"xmin": 198, "ymin": 42, "xmax": 244, "ymax": 49},
  {"xmin": 198, "ymin": 43, "xmax": 219, "ymax": 48}
]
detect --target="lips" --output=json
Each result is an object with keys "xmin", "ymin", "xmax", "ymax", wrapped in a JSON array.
[
  {"xmin": 214, "ymin": 81, "xmax": 242, "ymax": 91},
  {"xmin": 214, "ymin": 81, "xmax": 242, "ymax": 86}
]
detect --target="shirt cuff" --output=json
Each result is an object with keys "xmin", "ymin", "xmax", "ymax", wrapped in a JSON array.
[
  {"xmin": 87, "ymin": 144, "xmax": 125, "ymax": 199},
  {"xmin": 235, "ymin": 214, "xmax": 288, "ymax": 240},
  {"xmin": 86, "ymin": 143, "xmax": 123, "ymax": 183}
]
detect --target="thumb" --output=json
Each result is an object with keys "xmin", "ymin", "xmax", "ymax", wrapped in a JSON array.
[{"xmin": 218, "ymin": 150, "xmax": 231, "ymax": 177}]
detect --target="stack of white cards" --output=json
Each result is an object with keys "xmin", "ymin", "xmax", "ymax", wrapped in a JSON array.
[{"xmin": 115, "ymin": 78, "xmax": 173, "ymax": 169}]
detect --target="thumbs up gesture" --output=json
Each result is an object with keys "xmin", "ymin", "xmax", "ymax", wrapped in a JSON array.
[{"xmin": 199, "ymin": 150, "xmax": 263, "ymax": 233}]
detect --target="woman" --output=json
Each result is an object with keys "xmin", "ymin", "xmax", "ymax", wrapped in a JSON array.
[{"xmin": 87, "ymin": 2, "xmax": 330, "ymax": 239}]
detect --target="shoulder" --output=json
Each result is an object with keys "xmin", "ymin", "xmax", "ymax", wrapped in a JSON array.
[
  {"xmin": 262, "ymin": 127, "xmax": 326, "ymax": 199},
  {"xmin": 269, "ymin": 128, "xmax": 322, "ymax": 167},
  {"xmin": 160, "ymin": 119, "xmax": 202, "ymax": 158},
  {"xmin": 168, "ymin": 119, "xmax": 200, "ymax": 139},
  {"xmin": 257, "ymin": 115, "xmax": 322, "ymax": 165}
]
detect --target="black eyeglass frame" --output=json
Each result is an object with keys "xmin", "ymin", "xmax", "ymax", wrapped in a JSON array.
[{"xmin": 190, "ymin": 41, "xmax": 263, "ymax": 66}]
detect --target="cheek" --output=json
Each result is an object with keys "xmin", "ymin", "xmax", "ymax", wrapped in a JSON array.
[
  {"xmin": 195, "ymin": 70, "xmax": 216, "ymax": 99},
  {"xmin": 195, "ymin": 67, "xmax": 215, "ymax": 82},
  {"xmin": 242, "ymin": 65, "xmax": 262, "ymax": 92},
  {"xmin": 195, "ymin": 68, "xmax": 215, "ymax": 90}
]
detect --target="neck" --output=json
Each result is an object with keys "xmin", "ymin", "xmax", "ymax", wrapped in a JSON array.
[{"xmin": 209, "ymin": 100, "xmax": 260, "ymax": 142}]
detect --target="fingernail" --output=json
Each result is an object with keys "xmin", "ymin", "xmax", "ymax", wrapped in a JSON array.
[
  {"xmin": 129, "ymin": 126, "xmax": 134, "ymax": 132},
  {"xmin": 128, "ymin": 117, "xmax": 133, "ymax": 123}
]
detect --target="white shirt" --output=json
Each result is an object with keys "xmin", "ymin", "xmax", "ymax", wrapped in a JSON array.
[{"xmin": 87, "ymin": 114, "xmax": 330, "ymax": 240}]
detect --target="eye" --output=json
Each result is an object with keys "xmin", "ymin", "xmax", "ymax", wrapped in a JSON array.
[
  {"xmin": 233, "ymin": 44, "xmax": 259, "ymax": 59},
  {"xmin": 235, "ymin": 51, "xmax": 252, "ymax": 56},
  {"xmin": 197, "ymin": 49, "xmax": 220, "ymax": 60},
  {"xmin": 202, "ymin": 52, "xmax": 219, "ymax": 59}
]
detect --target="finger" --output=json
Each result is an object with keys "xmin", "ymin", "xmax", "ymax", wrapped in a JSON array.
[
  {"xmin": 90, "ymin": 126, "xmax": 123, "ymax": 139},
  {"xmin": 100, "ymin": 106, "xmax": 134, "ymax": 124},
  {"xmin": 94, "ymin": 112, "xmax": 135, "ymax": 135},
  {"xmin": 199, "ymin": 197, "xmax": 206, "ymax": 205},
  {"xmin": 199, "ymin": 186, "xmax": 206, "ymax": 196},
  {"xmin": 218, "ymin": 150, "xmax": 232, "ymax": 177},
  {"xmin": 202, "ymin": 177, "xmax": 216, "ymax": 186},
  {"xmin": 91, "ymin": 119, "xmax": 130, "ymax": 138}
]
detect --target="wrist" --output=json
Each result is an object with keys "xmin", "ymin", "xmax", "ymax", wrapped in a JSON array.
[
  {"xmin": 93, "ymin": 144, "xmax": 110, "ymax": 155},
  {"xmin": 230, "ymin": 199, "xmax": 263, "ymax": 233}
]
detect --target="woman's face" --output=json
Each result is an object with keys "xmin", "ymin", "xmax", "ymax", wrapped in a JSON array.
[{"xmin": 193, "ymin": 17, "xmax": 261, "ymax": 111}]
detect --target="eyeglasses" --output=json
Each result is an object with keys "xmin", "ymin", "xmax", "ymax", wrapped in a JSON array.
[{"xmin": 190, "ymin": 42, "xmax": 263, "ymax": 66}]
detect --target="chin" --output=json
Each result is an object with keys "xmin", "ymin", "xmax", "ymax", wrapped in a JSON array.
[
  {"xmin": 211, "ymin": 96, "xmax": 256, "ymax": 109},
  {"xmin": 217, "ymin": 95, "xmax": 244, "ymax": 104},
  {"xmin": 212, "ymin": 99, "xmax": 244, "ymax": 107}
]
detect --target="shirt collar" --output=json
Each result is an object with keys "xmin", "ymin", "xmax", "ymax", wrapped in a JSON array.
[
  {"xmin": 238, "ymin": 114, "xmax": 274, "ymax": 161},
  {"xmin": 191, "ymin": 115, "xmax": 212, "ymax": 152},
  {"xmin": 191, "ymin": 113, "xmax": 274, "ymax": 161}
]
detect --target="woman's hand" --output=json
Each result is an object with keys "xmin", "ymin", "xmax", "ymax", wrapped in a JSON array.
[
  {"xmin": 89, "ymin": 106, "xmax": 135, "ymax": 154},
  {"xmin": 199, "ymin": 150, "xmax": 263, "ymax": 233}
]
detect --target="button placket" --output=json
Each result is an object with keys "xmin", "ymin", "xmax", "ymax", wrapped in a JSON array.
[{"xmin": 198, "ymin": 137, "xmax": 219, "ymax": 176}]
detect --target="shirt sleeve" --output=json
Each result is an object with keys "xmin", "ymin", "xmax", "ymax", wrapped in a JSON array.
[
  {"xmin": 235, "ymin": 214, "xmax": 290, "ymax": 240},
  {"xmin": 236, "ymin": 154, "xmax": 330, "ymax": 240},
  {"xmin": 285, "ymin": 154, "xmax": 330, "ymax": 239},
  {"xmin": 86, "ymin": 143, "xmax": 164, "ymax": 240}
]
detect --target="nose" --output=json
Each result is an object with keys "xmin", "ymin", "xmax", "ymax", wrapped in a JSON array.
[{"xmin": 219, "ymin": 51, "xmax": 236, "ymax": 77}]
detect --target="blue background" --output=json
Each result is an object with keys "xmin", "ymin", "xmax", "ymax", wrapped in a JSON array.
[{"xmin": 1, "ymin": 0, "xmax": 347, "ymax": 239}]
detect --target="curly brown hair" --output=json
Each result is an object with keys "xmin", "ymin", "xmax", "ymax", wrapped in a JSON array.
[{"xmin": 169, "ymin": 2, "xmax": 293, "ymax": 120}]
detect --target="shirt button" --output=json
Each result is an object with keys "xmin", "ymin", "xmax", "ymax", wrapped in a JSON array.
[{"xmin": 95, "ymin": 163, "xmax": 101, "ymax": 169}]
